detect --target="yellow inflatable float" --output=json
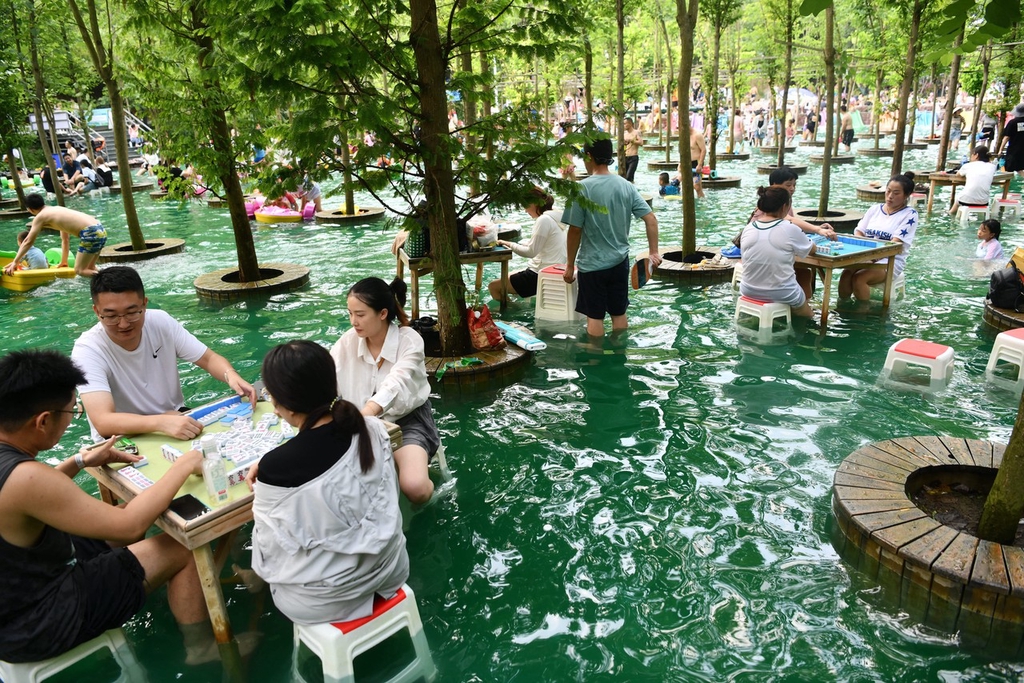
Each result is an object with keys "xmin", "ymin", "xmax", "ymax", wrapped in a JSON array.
[{"xmin": 0, "ymin": 250, "xmax": 76, "ymax": 292}]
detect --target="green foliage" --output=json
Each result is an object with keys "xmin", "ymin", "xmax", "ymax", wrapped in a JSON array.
[{"xmin": 960, "ymin": 67, "xmax": 983, "ymax": 97}]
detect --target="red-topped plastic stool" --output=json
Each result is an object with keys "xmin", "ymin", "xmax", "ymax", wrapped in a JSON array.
[
  {"xmin": 884, "ymin": 338, "xmax": 954, "ymax": 383},
  {"xmin": 292, "ymin": 584, "xmax": 436, "ymax": 683},
  {"xmin": 535, "ymin": 264, "xmax": 583, "ymax": 322},
  {"xmin": 956, "ymin": 203, "xmax": 990, "ymax": 226},
  {"xmin": 986, "ymin": 328, "xmax": 1024, "ymax": 382},
  {"xmin": 0, "ymin": 628, "xmax": 145, "ymax": 683},
  {"xmin": 908, "ymin": 192, "xmax": 928, "ymax": 210},
  {"xmin": 734, "ymin": 295, "xmax": 791, "ymax": 338},
  {"xmin": 991, "ymin": 197, "xmax": 1021, "ymax": 221}
]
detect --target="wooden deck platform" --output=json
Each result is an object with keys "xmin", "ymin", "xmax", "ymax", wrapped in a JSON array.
[
  {"xmin": 984, "ymin": 300, "xmax": 1024, "ymax": 332},
  {"xmin": 424, "ymin": 345, "xmax": 531, "ymax": 391},
  {"xmin": 831, "ymin": 436, "xmax": 1024, "ymax": 635}
]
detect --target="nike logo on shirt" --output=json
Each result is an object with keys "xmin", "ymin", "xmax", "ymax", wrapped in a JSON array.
[{"xmin": 153, "ymin": 346, "xmax": 162, "ymax": 358}]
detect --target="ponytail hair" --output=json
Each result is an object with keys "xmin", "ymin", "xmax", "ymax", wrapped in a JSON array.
[
  {"xmin": 261, "ymin": 340, "xmax": 374, "ymax": 473},
  {"xmin": 348, "ymin": 277, "xmax": 410, "ymax": 327}
]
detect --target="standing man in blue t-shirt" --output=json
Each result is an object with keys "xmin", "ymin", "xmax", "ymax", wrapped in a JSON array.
[{"xmin": 563, "ymin": 137, "xmax": 661, "ymax": 338}]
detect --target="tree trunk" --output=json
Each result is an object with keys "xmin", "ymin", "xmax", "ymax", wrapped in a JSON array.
[
  {"xmin": 584, "ymin": 36, "xmax": 594, "ymax": 127},
  {"xmin": 968, "ymin": 43, "xmax": 991, "ymax": 149},
  {"xmin": 907, "ymin": 79, "xmax": 918, "ymax": 142},
  {"xmin": 929, "ymin": 63, "xmax": 938, "ymax": 138},
  {"xmin": 27, "ymin": 1, "xmax": 64, "ymax": 207},
  {"xmin": 478, "ymin": 52, "xmax": 493, "ymax": 161},
  {"xmin": 889, "ymin": 0, "xmax": 920, "ymax": 177},
  {"xmin": 676, "ymin": 0, "xmax": 698, "ymax": 256},
  {"xmin": 832, "ymin": 74, "xmax": 844, "ymax": 157},
  {"xmin": 5, "ymin": 148, "xmax": 27, "ymax": 208},
  {"xmin": 658, "ymin": 16, "xmax": 675, "ymax": 163},
  {"xmin": 616, "ymin": 0, "xmax": 625, "ymax": 174},
  {"xmin": 818, "ymin": 5, "xmax": 835, "ymax": 217},
  {"xmin": 728, "ymin": 67, "xmax": 737, "ymax": 154},
  {"xmin": 410, "ymin": 0, "xmax": 471, "ymax": 355},
  {"xmin": 107, "ymin": 84, "xmax": 146, "ymax": 250},
  {"xmin": 872, "ymin": 69, "xmax": 883, "ymax": 150},
  {"xmin": 979, "ymin": 391, "xmax": 1024, "ymax": 544},
  {"xmin": 708, "ymin": 23, "xmax": 722, "ymax": 169},
  {"xmin": 340, "ymin": 124, "xmax": 355, "ymax": 215},
  {"xmin": 460, "ymin": 38, "xmax": 478, "ymax": 194},
  {"xmin": 936, "ymin": 26, "xmax": 965, "ymax": 172},
  {"xmin": 777, "ymin": 0, "xmax": 792, "ymax": 169}
]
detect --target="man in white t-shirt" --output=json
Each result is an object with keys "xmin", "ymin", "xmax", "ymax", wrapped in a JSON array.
[{"xmin": 72, "ymin": 266, "xmax": 257, "ymax": 441}]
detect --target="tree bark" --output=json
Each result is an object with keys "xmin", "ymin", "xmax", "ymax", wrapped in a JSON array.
[
  {"xmin": 658, "ymin": 16, "xmax": 675, "ymax": 163},
  {"xmin": 889, "ymin": 0, "xmax": 921, "ymax": 177},
  {"xmin": 936, "ymin": 26, "xmax": 965, "ymax": 172},
  {"xmin": 979, "ymin": 391, "xmax": 1024, "ymax": 544},
  {"xmin": 968, "ymin": 43, "xmax": 991, "ymax": 149},
  {"xmin": 410, "ymin": 0, "xmax": 470, "ymax": 355},
  {"xmin": 872, "ymin": 68, "xmax": 883, "ymax": 150},
  {"xmin": 27, "ymin": 0, "xmax": 64, "ymax": 207},
  {"xmin": 776, "ymin": 0, "xmax": 792, "ymax": 169},
  {"xmin": 584, "ymin": 36, "xmax": 594, "ymax": 127},
  {"xmin": 708, "ymin": 23, "xmax": 722, "ymax": 169},
  {"xmin": 478, "ymin": 52, "xmax": 493, "ymax": 161},
  {"xmin": 818, "ymin": 5, "xmax": 835, "ymax": 217},
  {"xmin": 929, "ymin": 63, "xmax": 938, "ymax": 139},
  {"xmin": 5, "ymin": 148, "xmax": 27, "ymax": 208},
  {"xmin": 677, "ymin": 0, "xmax": 698, "ymax": 256},
  {"xmin": 616, "ymin": 0, "xmax": 625, "ymax": 174}
]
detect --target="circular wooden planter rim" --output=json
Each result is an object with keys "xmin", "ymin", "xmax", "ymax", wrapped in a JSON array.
[
  {"xmin": 194, "ymin": 262, "xmax": 310, "ymax": 301},
  {"xmin": 643, "ymin": 245, "xmax": 734, "ymax": 284},
  {"xmin": 97, "ymin": 238, "xmax": 186, "ymax": 263},
  {"xmin": 424, "ymin": 345, "xmax": 531, "ymax": 389}
]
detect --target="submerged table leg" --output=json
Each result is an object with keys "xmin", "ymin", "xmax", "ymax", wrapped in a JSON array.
[
  {"xmin": 410, "ymin": 270, "xmax": 420, "ymax": 319},
  {"xmin": 926, "ymin": 179, "xmax": 937, "ymax": 214},
  {"xmin": 194, "ymin": 543, "xmax": 244, "ymax": 683},
  {"xmin": 475, "ymin": 263, "xmax": 484, "ymax": 293},
  {"xmin": 881, "ymin": 260, "xmax": 895, "ymax": 308},
  {"xmin": 819, "ymin": 266, "xmax": 833, "ymax": 331},
  {"xmin": 499, "ymin": 260, "xmax": 509, "ymax": 311}
]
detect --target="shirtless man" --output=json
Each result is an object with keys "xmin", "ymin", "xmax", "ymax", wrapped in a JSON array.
[
  {"xmin": 690, "ymin": 127, "xmax": 707, "ymax": 199},
  {"xmin": 622, "ymin": 117, "xmax": 643, "ymax": 183},
  {"xmin": 3, "ymin": 194, "xmax": 106, "ymax": 277},
  {"xmin": 840, "ymin": 106, "xmax": 854, "ymax": 152}
]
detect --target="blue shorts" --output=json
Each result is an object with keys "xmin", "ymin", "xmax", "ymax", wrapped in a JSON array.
[
  {"xmin": 78, "ymin": 224, "xmax": 107, "ymax": 255},
  {"xmin": 576, "ymin": 258, "xmax": 629, "ymax": 319}
]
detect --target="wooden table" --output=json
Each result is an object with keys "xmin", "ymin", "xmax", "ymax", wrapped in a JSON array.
[
  {"xmin": 396, "ymin": 246, "xmax": 513, "ymax": 319},
  {"xmin": 87, "ymin": 400, "xmax": 401, "ymax": 680},
  {"xmin": 796, "ymin": 236, "xmax": 904, "ymax": 330},
  {"xmin": 925, "ymin": 170, "xmax": 1013, "ymax": 214}
]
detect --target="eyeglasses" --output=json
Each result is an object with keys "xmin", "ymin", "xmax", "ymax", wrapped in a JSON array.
[
  {"xmin": 53, "ymin": 398, "xmax": 84, "ymax": 420},
  {"xmin": 97, "ymin": 309, "xmax": 144, "ymax": 326}
]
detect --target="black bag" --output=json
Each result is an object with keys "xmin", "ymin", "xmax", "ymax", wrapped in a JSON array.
[
  {"xmin": 988, "ymin": 264, "xmax": 1024, "ymax": 311},
  {"xmin": 410, "ymin": 316, "xmax": 441, "ymax": 356}
]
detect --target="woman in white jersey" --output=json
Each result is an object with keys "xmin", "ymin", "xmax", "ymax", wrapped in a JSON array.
[
  {"xmin": 838, "ymin": 173, "xmax": 918, "ymax": 302},
  {"xmin": 739, "ymin": 185, "xmax": 817, "ymax": 318}
]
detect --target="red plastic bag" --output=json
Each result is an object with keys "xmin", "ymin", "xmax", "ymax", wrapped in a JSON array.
[{"xmin": 467, "ymin": 305, "xmax": 506, "ymax": 350}]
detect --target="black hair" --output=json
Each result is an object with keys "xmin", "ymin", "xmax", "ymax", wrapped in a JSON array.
[
  {"xmin": 972, "ymin": 145, "xmax": 990, "ymax": 162},
  {"xmin": 526, "ymin": 186, "xmax": 554, "ymax": 213},
  {"xmin": 887, "ymin": 172, "xmax": 915, "ymax": 197},
  {"xmin": 0, "ymin": 349, "xmax": 84, "ymax": 431},
  {"xmin": 981, "ymin": 219, "xmax": 1002, "ymax": 239},
  {"xmin": 767, "ymin": 166, "xmax": 799, "ymax": 186},
  {"xmin": 348, "ymin": 277, "xmax": 410, "ymax": 327},
  {"xmin": 841, "ymin": 105, "xmax": 848, "ymax": 112},
  {"xmin": 659, "ymin": 172, "xmax": 670, "ymax": 183},
  {"xmin": 584, "ymin": 137, "xmax": 614, "ymax": 165},
  {"xmin": 90, "ymin": 266, "xmax": 145, "ymax": 301},
  {"xmin": 25, "ymin": 194, "xmax": 44, "ymax": 210},
  {"xmin": 755, "ymin": 185, "xmax": 792, "ymax": 214},
  {"xmin": 17, "ymin": 230, "xmax": 29, "ymax": 243},
  {"xmin": 261, "ymin": 340, "xmax": 374, "ymax": 473}
]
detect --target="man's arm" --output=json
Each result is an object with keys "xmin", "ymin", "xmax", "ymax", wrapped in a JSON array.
[
  {"xmin": 564, "ymin": 225, "xmax": 582, "ymax": 284},
  {"xmin": 697, "ymin": 137, "xmax": 707, "ymax": 166},
  {"xmin": 59, "ymin": 231, "xmax": 70, "ymax": 268},
  {"xmin": 81, "ymin": 391, "xmax": 204, "ymax": 441},
  {"xmin": 194, "ymin": 349, "xmax": 257, "ymax": 405},
  {"xmin": 642, "ymin": 213, "xmax": 662, "ymax": 268}
]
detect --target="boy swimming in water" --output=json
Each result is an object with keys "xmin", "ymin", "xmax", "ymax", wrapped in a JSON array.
[{"xmin": 3, "ymin": 194, "xmax": 107, "ymax": 277}]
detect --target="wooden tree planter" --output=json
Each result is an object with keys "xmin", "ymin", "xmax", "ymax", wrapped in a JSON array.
[
  {"xmin": 0, "ymin": 197, "xmax": 21, "ymax": 208},
  {"xmin": 857, "ymin": 148, "xmax": 895, "ymax": 158},
  {"xmin": 424, "ymin": 345, "xmax": 531, "ymax": 391},
  {"xmin": 902, "ymin": 142, "xmax": 928, "ymax": 150},
  {"xmin": 916, "ymin": 137, "xmax": 942, "ymax": 145},
  {"xmin": 647, "ymin": 161, "xmax": 681, "ymax": 172},
  {"xmin": 984, "ymin": 300, "xmax": 1024, "ymax": 332},
  {"xmin": 793, "ymin": 209, "xmax": 864, "ymax": 233},
  {"xmin": 756, "ymin": 146, "xmax": 797, "ymax": 154},
  {"xmin": 717, "ymin": 153, "xmax": 751, "ymax": 161},
  {"xmin": 856, "ymin": 186, "xmax": 886, "ymax": 202},
  {"xmin": 0, "ymin": 208, "xmax": 31, "ymax": 221},
  {"xmin": 645, "ymin": 144, "xmax": 667, "ymax": 152},
  {"xmin": 109, "ymin": 181, "xmax": 155, "ymax": 195},
  {"xmin": 801, "ymin": 140, "xmax": 827, "ymax": 147},
  {"xmin": 642, "ymin": 245, "xmax": 734, "ymax": 285},
  {"xmin": 757, "ymin": 164, "xmax": 808, "ymax": 176},
  {"xmin": 194, "ymin": 263, "xmax": 310, "ymax": 301},
  {"xmin": 150, "ymin": 190, "xmax": 169, "ymax": 200},
  {"xmin": 809, "ymin": 154, "xmax": 855, "ymax": 165},
  {"xmin": 831, "ymin": 436, "xmax": 1024, "ymax": 644},
  {"xmin": 702, "ymin": 177, "xmax": 742, "ymax": 189},
  {"xmin": 207, "ymin": 198, "xmax": 227, "ymax": 208},
  {"xmin": 314, "ymin": 206, "xmax": 387, "ymax": 225},
  {"xmin": 97, "ymin": 239, "xmax": 186, "ymax": 264}
]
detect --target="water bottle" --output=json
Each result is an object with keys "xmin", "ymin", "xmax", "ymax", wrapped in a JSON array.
[{"xmin": 200, "ymin": 435, "xmax": 230, "ymax": 505}]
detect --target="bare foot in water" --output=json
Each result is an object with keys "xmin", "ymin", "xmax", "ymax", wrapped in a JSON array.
[
  {"xmin": 232, "ymin": 563, "xmax": 267, "ymax": 594},
  {"xmin": 185, "ymin": 631, "xmax": 262, "ymax": 666}
]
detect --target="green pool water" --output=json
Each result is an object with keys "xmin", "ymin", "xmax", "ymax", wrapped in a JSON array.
[{"xmin": 3, "ymin": 144, "xmax": 1024, "ymax": 682}]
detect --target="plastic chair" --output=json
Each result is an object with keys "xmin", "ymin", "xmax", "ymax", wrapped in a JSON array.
[
  {"xmin": 734, "ymin": 295, "xmax": 791, "ymax": 338},
  {"xmin": 868, "ymin": 271, "xmax": 906, "ymax": 300},
  {"xmin": 292, "ymin": 584, "xmax": 436, "ymax": 683},
  {"xmin": 883, "ymin": 338, "xmax": 954, "ymax": 383},
  {"xmin": 908, "ymin": 192, "xmax": 927, "ymax": 210},
  {"xmin": 956, "ymin": 203, "xmax": 990, "ymax": 226},
  {"xmin": 535, "ymin": 264, "xmax": 583, "ymax": 322},
  {"xmin": 0, "ymin": 629, "xmax": 145, "ymax": 683},
  {"xmin": 991, "ymin": 197, "xmax": 1021, "ymax": 221},
  {"xmin": 731, "ymin": 261, "xmax": 743, "ymax": 291},
  {"xmin": 986, "ymin": 328, "xmax": 1024, "ymax": 382}
]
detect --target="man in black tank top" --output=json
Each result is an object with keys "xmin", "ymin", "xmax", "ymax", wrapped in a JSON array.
[{"xmin": 0, "ymin": 349, "xmax": 230, "ymax": 665}]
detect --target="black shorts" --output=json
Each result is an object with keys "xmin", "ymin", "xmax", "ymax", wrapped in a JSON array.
[
  {"xmin": 70, "ymin": 536, "xmax": 147, "ymax": 649},
  {"xmin": 576, "ymin": 258, "xmax": 629, "ymax": 319},
  {"xmin": 509, "ymin": 268, "xmax": 539, "ymax": 298},
  {"xmin": 841, "ymin": 129, "xmax": 854, "ymax": 145}
]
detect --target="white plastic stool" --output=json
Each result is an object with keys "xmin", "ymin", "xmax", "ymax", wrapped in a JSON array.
[
  {"xmin": 734, "ymin": 295, "xmax": 791, "ymax": 336},
  {"xmin": 957, "ymin": 203, "xmax": 990, "ymax": 226},
  {"xmin": 908, "ymin": 192, "xmax": 927, "ymax": 209},
  {"xmin": 293, "ymin": 584, "xmax": 436, "ymax": 683},
  {"xmin": 535, "ymin": 264, "xmax": 583, "ymax": 322},
  {"xmin": 991, "ymin": 197, "xmax": 1022, "ymax": 220},
  {"xmin": 868, "ymin": 271, "xmax": 906, "ymax": 300},
  {"xmin": 986, "ymin": 328, "xmax": 1024, "ymax": 381},
  {"xmin": 731, "ymin": 261, "xmax": 744, "ymax": 291},
  {"xmin": 884, "ymin": 338, "xmax": 954, "ymax": 383},
  {"xmin": 0, "ymin": 628, "xmax": 145, "ymax": 683}
]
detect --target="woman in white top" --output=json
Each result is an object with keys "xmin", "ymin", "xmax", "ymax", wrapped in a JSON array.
[
  {"xmin": 249, "ymin": 340, "xmax": 408, "ymax": 624},
  {"xmin": 488, "ymin": 187, "xmax": 568, "ymax": 301},
  {"xmin": 838, "ymin": 173, "xmax": 919, "ymax": 301},
  {"xmin": 330, "ymin": 277, "xmax": 439, "ymax": 504},
  {"xmin": 950, "ymin": 145, "xmax": 996, "ymax": 216},
  {"xmin": 740, "ymin": 185, "xmax": 816, "ymax": 318}
]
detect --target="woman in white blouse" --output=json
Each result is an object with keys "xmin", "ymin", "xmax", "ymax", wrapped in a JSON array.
[
  {"xmin": 488, "ymin": 187, "xmax": 567, "ymax": 301},
  {"xmin": 330, "ymin": 277, "xmax": 439, "ymax": 504}
]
